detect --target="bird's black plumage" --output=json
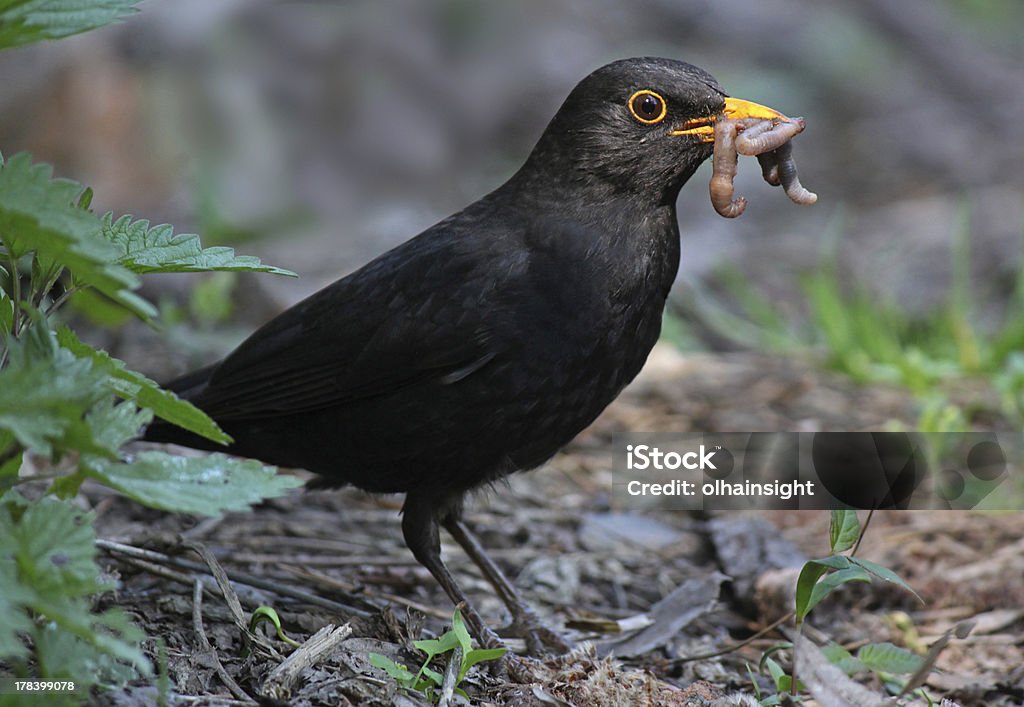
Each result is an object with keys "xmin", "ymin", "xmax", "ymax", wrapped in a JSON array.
[{"xmin": 146, "ymin": 57, "xmax": 729, "ymax": 650}]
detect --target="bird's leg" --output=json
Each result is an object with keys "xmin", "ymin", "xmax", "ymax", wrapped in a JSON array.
[
  {"xmin": 401, "ymin": 492, "xmax": 503, "ymax": 651},
  {"xmin": 442, "ymin": 516, "xmax": 571, "ymax": 656}
]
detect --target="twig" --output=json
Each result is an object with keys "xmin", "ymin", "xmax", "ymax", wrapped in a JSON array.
[
  {"xmin": 849, "ymin": 508, "xmax": 875, "ymax": 558},
  {"xmin": 286, "ymin": 565, "xmax": 450, "ymax": 620},
  {"xmin": 192, "ymin": 579, "xmax": 254, "ymax": 704},
  {"xmin": 437, "ymin": 645, "xmax": 463, "ymax": 707},
  {"xmin": 182, "ymin": 538, "xmax": 281, "ymax": 661},
  {"xmin": 5, "ymin": 250, "xmax": 21, "ymax": 339},
  {"xmin": 172, "ymin": 697, "xmax": 255, "ymax": 706},
  {"xmin": 117, "ymin": 555, "xmax": 218, "ymax": 591},
  {"xmin": 43, "ymin": 283, "xmax": 82, "ymax": 317},
  {"xmin": 671, "ymin": 611, "xmax": 793, "ymax": 664},
  {"xmin": 232, "ymin": 552, "xmax": 418, "ymax": 567},
  {"xmin": 97, "ymin": 538, "xmax": 373, "ymax": 617},
  {"xmin": 261, "ymin": 623, "xmax": 352, "ymax": 701}
]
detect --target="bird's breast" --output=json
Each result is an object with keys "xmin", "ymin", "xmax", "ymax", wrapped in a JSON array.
[{"xmin": 483, "ymin": 208, "xmax": 679, "ymax": 467}]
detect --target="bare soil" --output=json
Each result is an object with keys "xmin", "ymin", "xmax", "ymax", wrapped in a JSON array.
[{"xmin": 91, "ymin": 347, "xmax": 1024, "ymax": 706}]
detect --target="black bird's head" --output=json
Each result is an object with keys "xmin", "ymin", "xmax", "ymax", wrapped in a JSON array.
[{"xmin": 518, "ymin": 57, "xmax": 790, "ymax": 207}]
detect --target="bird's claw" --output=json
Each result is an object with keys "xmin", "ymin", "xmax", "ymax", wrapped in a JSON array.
[
  {"xmin": 501, "ymin": 609, "xmax": 571, "ymax": 656},
  {"xmin": 523, "ymin": 624, "xmax": 571, "ymax": 656}
]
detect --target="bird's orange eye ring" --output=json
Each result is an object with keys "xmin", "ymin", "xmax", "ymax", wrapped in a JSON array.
[{"xmin": 628, "ymin": 90, "xmax": 667, "ymax": 125}]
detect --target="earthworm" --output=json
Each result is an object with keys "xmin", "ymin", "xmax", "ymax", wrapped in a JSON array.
[
  {"xmin": 707, "ymin": 115, "xmax": 816, "ymax": 216},
  {"xmin": 756, "ymin": 152, "xmax": 781, "ymax": 186},
  {"xmin": 735, "ymin": 117, "xmax": 805, "ymax": 156},
  {"xmin": 733, "ymin": 118, "xmax": 775, "ymax": 154},
  {"xmin": 709, "ymin": 118, "xmax": 747, "ymax": 218},
  {"xmin": 773, "ymin": 141, "xmax": 817, "ymax": 205}
]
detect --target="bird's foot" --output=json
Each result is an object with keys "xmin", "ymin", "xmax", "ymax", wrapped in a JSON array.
[
  {"xmin": 503, "ymin": 653, "xmax": 544, "ymax": 684},
  {"xmin": 501, "ymin": 608, "xmax": 571, "ymax": 656},
  {"xmin": 477, "ymin": 624, "xmax": 505, "ymax": 652}
]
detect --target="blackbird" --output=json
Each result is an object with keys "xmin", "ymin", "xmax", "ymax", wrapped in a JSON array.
[{"xmin": 145, "ymin": 57, "xmax": 796, "ymax": 652}]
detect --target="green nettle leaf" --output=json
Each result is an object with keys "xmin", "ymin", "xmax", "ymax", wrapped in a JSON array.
[
  {"xmin": 57, "ymin": 326, "xmax": 232, "ymax": 444},
  {"xmin": 0, "ymin": 153, "xmax": 154, "ymax": 318},
  {"xmin": 66, "ymin": 286, "xmax": 135, "ymax": 328},
  {"xmin": 0, "ymin": 492, "xmax": 151, "ymax": 676},
  {"xmin": 0, "ymin": 324, "xmax": 109, "ymax": 456},
  {"xmin": 0, "ymin": 0, "xmax": 140, "ymax": 51},
  {"xmin": 82, "ymin": 451, "xmax": 301, "ymax": 516},
  {"xmin": 0, "ymin": 561, "xmax": 35, "ymax": 659},
  {"xmin": 5, "ymin": 493, "xmax": 105, "ymax": 597},
  {"xmin": 83, "ymin": 397, "xmax": 152, "ymax": 454},
  {"xmin": 102, "ymin": 213, "xmax": 297, "ymax": 276}
]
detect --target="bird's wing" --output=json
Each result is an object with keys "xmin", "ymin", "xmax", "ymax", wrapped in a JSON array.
[{"xmin": 188, "ymin": 233, "xmax": 504, "ymax": 420}]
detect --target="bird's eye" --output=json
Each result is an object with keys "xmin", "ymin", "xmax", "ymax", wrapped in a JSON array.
[{"xmin": 628, "ymin": 90, "xmax": 667, "ymax": 125}]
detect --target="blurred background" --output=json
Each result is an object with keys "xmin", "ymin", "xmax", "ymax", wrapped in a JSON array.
[{"xmin": 2, "ymin": 0, "xmax": 1023, "ymax": 428}]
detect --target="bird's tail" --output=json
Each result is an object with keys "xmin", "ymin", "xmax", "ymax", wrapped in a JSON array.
[{"xmin": 141, "ymin": 363, "xmax": 229, "ymax": 452}]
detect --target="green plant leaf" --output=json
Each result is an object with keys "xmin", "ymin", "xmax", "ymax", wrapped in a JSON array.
[
  {"xmin": 0, "ymin": 0, "xmax": 140, "ymax": 51},
  {"xmin": 0, "ymin": 452, "xmax": 21, "ymax": 488},
  {"xmin": 82, "ymin": 451, "xmax": 301, "ymax": 516},
  {"xmin": 0, "ymin": 153, "xmax": 154, "ymax": 318},
  {"xmin": 762, "ymin": 655, "xmax": 790, "ymax": 692},
  {"xmin": 189, "ymin": 271, "xmax": 236, "ymax": 326},
  {"xmin": 248, "ymin": 606, "xmax": 300, "ymax": 648},
  {"xmin": 451, "ymin": 607, "xmax": 473, "ymax": 654},
  {"xmin": 460, "ymin": 647, "xmax": 506, "ymax": 682},
  {"xmin": 65, "ymin": 286, "xmax": 135, "ymax": 328},
  {"xmin": 849, "ymin": 558, "xmax": 923, "ymax": 603},
  {"xmin": 57, "ymin": 326, "xmax": 231, "ymax": 444},
  {"xmin": 412, "ymin": 630, "xmax": 461, "ymax": 660},
  {"xmin": 0, "ymin": 492, "xmax": 150, "ymax": 678},
  {"xmin": 745, "ymin": 662, "xmax": 762, "ymax": 699},
  {"xmin": 0, "ymin": 285, "xmax": 12, "ymax": 334},
  {"xmin": 84, "ymin": 397, "xmax": 152, "ymax": 454},
  {"xmin": 829, "ymin": 510, "xmax": 860, "ymax": 553},
  {"xmin": 2, "ymin": 493, "xmax": 104, "ymax": 596},
  {"xmin": 369, "ymin": 652, "xmax": 416, "ymax": 684},
  {"xmin": 806, "ymin": 567, "xmax": 872, "ymax": 616},
  {"xmin": 795, "ymin": 556, "xmax": 851, "ymax": 621},
  {"xmin": 820, "ymin": 641, "xmax": 868, "ymax": 675},
  {"xmin": 0, "ymin": 322, "xmax": 110, "ymax": 457},
  {"xmin": 416, "ymin": 667, "xmax": 443, "ymax": 689},
  {"xmin": 857, "ymin": 642, "xmax": 924, "ymax": 675},
  {"xmin": 102, "ymin": 213, "xmax": 297, "ymax": 276},
  {"xmin": 76, "ymin": 186, "xmax": 93, "ymax": 210},
  {"xmin": 0, "ymin": 562, "xmax": 35, "ymax": 659}
]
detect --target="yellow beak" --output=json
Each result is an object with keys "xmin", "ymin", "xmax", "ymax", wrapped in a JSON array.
[{"xmin": 670, "ymin": 97, "xmax": 794, "ymax": 143}]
